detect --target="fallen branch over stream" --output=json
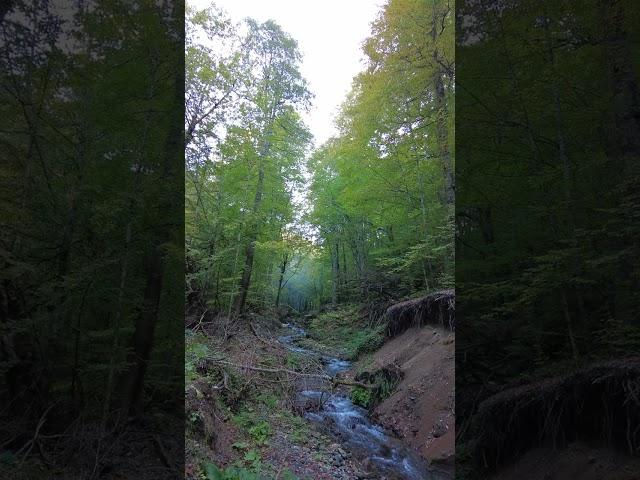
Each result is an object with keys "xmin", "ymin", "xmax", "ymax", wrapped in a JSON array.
[{"xmin": 209, "ymin": 359, "xmax": 374, "ymax": 390}]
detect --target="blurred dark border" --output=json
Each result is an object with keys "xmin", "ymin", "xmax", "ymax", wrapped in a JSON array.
[
  {"xmin": 0, "ymin": 1, "xmax": 185, "ymax": 478},
  {"xmin": 456, "ymin": 0, "xmax": 640, "ymax": 478}
]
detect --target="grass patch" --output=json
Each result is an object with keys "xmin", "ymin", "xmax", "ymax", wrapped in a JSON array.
[{"xmin": 305, "ymin": 304, "xmax": 385, "ymax": 360}]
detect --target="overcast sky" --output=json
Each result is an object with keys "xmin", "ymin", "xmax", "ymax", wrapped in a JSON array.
[{"xmin": 189, "ymin": 0, "xmax": 383, "ymax": 147}]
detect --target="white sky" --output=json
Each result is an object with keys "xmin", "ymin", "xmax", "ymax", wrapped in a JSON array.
[{"xmin": 189, "ymin": 0, "xmax": 383, "ymax": 147}]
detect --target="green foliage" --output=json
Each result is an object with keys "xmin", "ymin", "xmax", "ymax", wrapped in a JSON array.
[
  {"xmin": 352, "ymin": 328, "xmax": 386, "ymax": 358},
  {"xmin": 456, "ymin": 0, "xmax": 640, "ymax": 475},
  {"xmin": 185, "ymin": 332, "xmax": 210, "ymax": 383},
  {"xmin": 231, "ymin": 441, "xmax": 250, "ymax": 451},
  {"xmin": 305, "ymin": 305, "xmax": 384, "ymax": 359},
  {"xmin": 305, "ymin": 0, "xmax": 454, "ymax": 305},
  {"xmin": 278, "ymin": 411, "xmax": 311, "ymax": 445},
  {"xmin": 285, "ymin": 353, "xmax": 300, "ymax": 369},
  {"xmin": 247, "ymin": 421, "xmax": 271, "ymax": 445},
  {"xmin": 204, "ymin": 464, "xmax": 258, "ymax": 480},
  {"xmin": 256, "ymin": 392, "xmax": 279, "ymax": 409},
  {"xmin": 185, "ymin": 0, "xmax": 454, "ymax": 317},
  {"xmin": 1, "ymin": 0, "xmax": 184, "ymax": 458},
  {"xmin": 185, "ymin": 7, "xmax": 313, "ymax": 315},
  {"xmin": 350, "ymin": 387, "xmax": 372, "ymax": 408},
  {"xmin": 232, "ymin": 409, "xmax": 272, "ymax": 446}
]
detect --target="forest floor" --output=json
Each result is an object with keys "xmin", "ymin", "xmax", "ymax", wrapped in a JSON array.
[
  {"xmin": 184, "ymin": 310, "xmax": 367, "ymax": 480},
  {"xmin": 185, "ymin": 302, "xmax": 453, "ymax": 479}
]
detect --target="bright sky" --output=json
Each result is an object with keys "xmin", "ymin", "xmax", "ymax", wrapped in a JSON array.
[{"xmin": 190, "ymin": 0, "xmax": 383, "ymax": 147}]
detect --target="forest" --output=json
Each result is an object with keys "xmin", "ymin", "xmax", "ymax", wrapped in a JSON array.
[
  {"xmin": 185, "ymin": 1, "xmax": 453, "ymax": 318},
  {"xmin": 1, "ymin": 1, "xmax": 184, "ymax": 479},
  {"xmin": 456, "ymin": 1, "xmax": 640, "ymax": 478},
  {"xmin": 185, "ymin": 0, "xmax": 455, "ymax": 479},
  {"xmin": 3, "ymin": 0, "xmax": 637, "ymax": 479}
]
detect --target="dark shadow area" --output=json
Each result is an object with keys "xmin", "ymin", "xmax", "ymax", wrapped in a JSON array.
[
  {"xmin": 455, "ymin": 0, "xmax": 640, "ymax": 478},
  {"xmin": 0, "ymin": 1, "xmax": 184, "ymax": 478}
]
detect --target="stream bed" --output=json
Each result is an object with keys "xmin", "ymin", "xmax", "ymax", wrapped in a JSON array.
[{"xmin": 278, "ymin": 323, "xmax": 452, "ymax": 480}]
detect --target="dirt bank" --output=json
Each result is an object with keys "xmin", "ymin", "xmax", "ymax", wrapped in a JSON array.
[
  {"xmin": 489, "ymin": 442, "xmax": 640, "ymax": 480},
  {"xmin": 354, "ymin": 325, "xmax": 455, "ymax": 465}
]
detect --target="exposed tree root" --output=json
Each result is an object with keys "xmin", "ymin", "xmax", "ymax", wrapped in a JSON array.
[
  {"xmin": 470, "ymin": 357, "xmax": 640, "ymax": 472},
  {"xmin": 385, "ymin": 289, "xmax": 455, "ymax": 337}
]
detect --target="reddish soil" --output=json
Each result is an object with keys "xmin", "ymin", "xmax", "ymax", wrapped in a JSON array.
[
  {"xmin": 490, "ymin": 442, "xmax": 640, "ymax": 480},
  {"xmin": 356, "ymin": 326, "xmax": 455, "ymax": 465}
]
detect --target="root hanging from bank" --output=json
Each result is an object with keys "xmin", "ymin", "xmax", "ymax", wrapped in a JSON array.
[
  {"xmin": 470, "ymin": 357, "xmax": 640, "ymax": 472},
  {"xmin": 384, "ymin": 289, "xmax": 455, "ymax": 337}
]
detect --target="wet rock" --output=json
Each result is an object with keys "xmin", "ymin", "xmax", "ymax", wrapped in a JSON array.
[{"xmin": 432, "ymin": 420, "xmax": 448, "ymax": 438}]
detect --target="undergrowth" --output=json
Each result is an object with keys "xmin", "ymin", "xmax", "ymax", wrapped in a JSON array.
[
  {"xmin": 304, "ymin": 304, "xmax": 385, "ymax": 360},
  {"xmin": 185, "ymin": 326, "xmax": 316, "ymax": 479},
  {"xmin": 204, "ymin": 463, "xmax": 298, "ymax": 480}
]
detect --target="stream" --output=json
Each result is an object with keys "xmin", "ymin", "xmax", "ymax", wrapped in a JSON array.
[{"xmin": 278, "ymin": 322, "xmax": 452, "ymax": 480}]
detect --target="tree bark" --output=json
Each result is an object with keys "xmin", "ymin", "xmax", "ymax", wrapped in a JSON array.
[
  {"xmin": 431, "ymin": 7, "xmax": 454, "ymax": 206},
  {"xmin": 233, "ymin": 158, "xmax": 265, "ymax": 316},
  {"xmin": 275, "ymin": 252, "xmax": 288, "ymax": 307},
  {"xmin": 122, "ymin": 249, "xmax": 164, "ymax": 417},
  {"xmin": 120, "ymin": 41, "xmax": 183, "ymax": 417}
]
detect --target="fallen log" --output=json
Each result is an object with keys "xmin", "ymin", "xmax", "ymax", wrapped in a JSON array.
[
  {"xmin": 384, "ymin": 289, "xmax": 455, "ymax": 337},
  {"xmin": 208, "ymin": 359, "xmax": 374, "ymax": 390}
]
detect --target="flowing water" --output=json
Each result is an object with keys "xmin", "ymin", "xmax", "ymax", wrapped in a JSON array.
[{"xmin": 278, "ymin": 323, "xmax": 452, "ymax": 480}]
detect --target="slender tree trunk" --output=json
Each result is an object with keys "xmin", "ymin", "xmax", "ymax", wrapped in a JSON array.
[
  {"xmin": 275, "ymin": 252, "xmax": 288, "ymax": 307},
  {"xmin": 233, "ymin": 161, "xmax": 265, "ymax": 316},
  {"xmin": 431, "ymin": 7, "xmax": 454, "ymax": 205},
  {"xmin": 560, "ymin": 289, "xmax": 579, "ymax": 361},
  {"xmin": 342, "ymin": 242, "xmax": 347, "ymax": 287},
  {"xmin": 121, "ymin": 47, "xmax": 183, "ymax": 416},
  {"xmin": 233, "ymin": 108, "xmax": 275, "ymax": 316},
  {"xmin": 122, "ymin": 249, "xmax": 164, "ymax": 417},
  {"xmin": 331, "ymin": 243, "xmax": 338, "ymax": 306}
]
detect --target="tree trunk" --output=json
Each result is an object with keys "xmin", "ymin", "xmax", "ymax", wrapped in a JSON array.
[
  {"xmin": 431, "ymin": 10, "xmax": 454, "ymax": 206},
  {"xmin": 120, "ymin": 48, "xmax": 183, "ymax": 417},
  {"xmin": 331, "ymin": 243, "xmax": 338, "ymax": 306},
  {"xmin": 233, "ymin": 162, "xmax": 264, "ymax": 316},
  {"xmin": 275, "ymin": 252, "xmax": 288, "ymax": 307},
  {"xmin": 342, "ymin": 242, "xmax": 347, "ymax": 287},
  {"xmin": 233, "ymin": 106, "xmax": 276, "ymax": 315},
  {"xmin": 122, "ymin": 249, "xmax": 164, "ymax": 417}
]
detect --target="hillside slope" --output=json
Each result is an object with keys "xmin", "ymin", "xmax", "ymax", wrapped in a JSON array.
[{"xmin": 355, "ymin": 325, "xmax": 455, "ymax": 465}]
